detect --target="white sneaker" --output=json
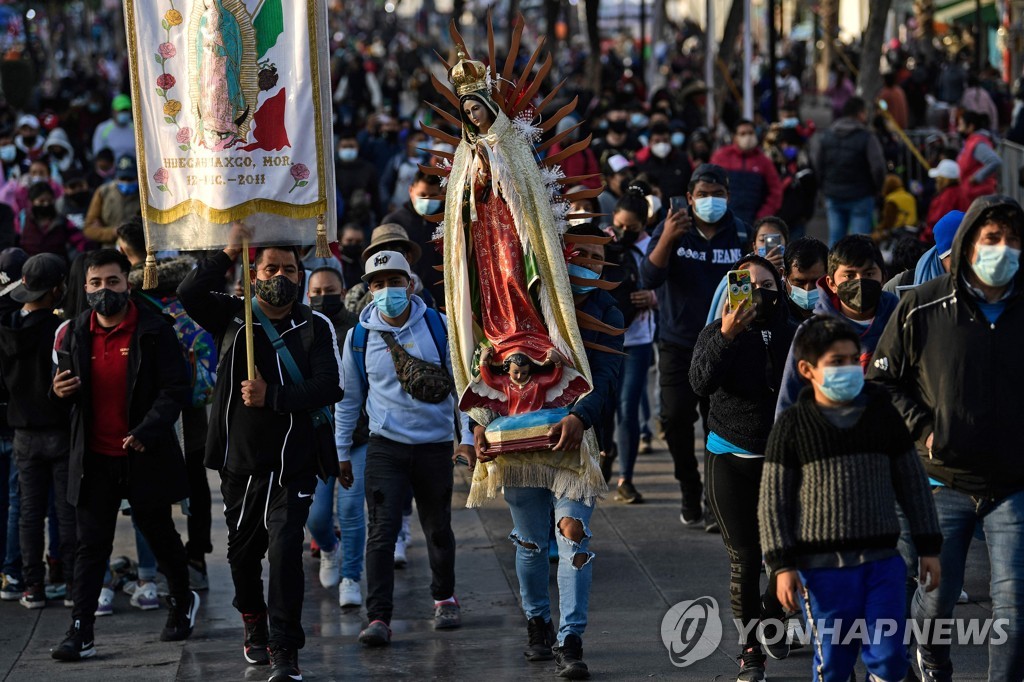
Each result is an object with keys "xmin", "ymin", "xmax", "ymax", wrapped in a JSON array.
[
  {"xmin": 958, "ymin": 589, "xmax": 969, "ymax": 604},
  {"xmin": 318, "ymin": 542, "xmax": 342, "ymax": 588},
  {"xmin": 95, "ymin": 587, "xmax": 115, "ymax": 617},
  {"xmin": 128, "ymin": 581, "xmax": 160, "ymax": 610},
  {"xmin": 339, "ymin": 578, "xmax": 362, "ymax": 607},
  {"xmin": 394, "ymin": 515, "xmax": 411, "ymax": 568}
]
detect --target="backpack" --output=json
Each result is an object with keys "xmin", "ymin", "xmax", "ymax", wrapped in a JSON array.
[
  {"xmin": 350, "ymin": 308, "xmax": 450, "ymax": 399},
  {"xmin": 141, "ymin": 293, "xmax": 217, "ymax": 407}
]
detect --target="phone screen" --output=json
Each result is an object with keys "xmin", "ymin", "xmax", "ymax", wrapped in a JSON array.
[
  {"xmin": 669, "ymin": 196, "xmax": 687, "ymax": 212},
  {"xmin": 727, "ymin": 269, "xmax": 753, "ymax": 311}
]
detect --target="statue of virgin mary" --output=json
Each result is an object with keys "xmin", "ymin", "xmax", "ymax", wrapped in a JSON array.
[{"xmin": 195, "ymin": 0, "xmax": 247, "ymax": 150}]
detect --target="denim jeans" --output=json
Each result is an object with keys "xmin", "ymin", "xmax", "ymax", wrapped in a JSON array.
[
  {"xmin": 825, "ymin": 195, "xmax": 875, "ymax": 245},
  {"xmin": 615, "ymin": 343, "xmax": 654, "ymax": 482},
  {"xmin": 504, "ymin": 486, "xmax": 595, "ymax": 644},
  {"xmin": 912, "ymin": 488, "xmax": 1024, "ymax": 680},
  {"xmin": 307, "ymin": 443, "xmax": 367, "ymax": 581},
  {"xmin": 1, "ymin": 434, "xmax": 21, "ymax": 580}
]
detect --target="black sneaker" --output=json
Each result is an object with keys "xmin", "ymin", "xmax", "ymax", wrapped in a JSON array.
[
  {"xmin": 756, "ymin": 618, "xmax": 791, "ymax": 660},
  {"xmin": 736, "ymin": 645, "xmax": 767, "ymax": 681},
  {"xmin": 616, "ymin": 482, "xmax": 644, "ymax": 504},
  {"xmin": 268, "ymin": 647, "xmax": 302, "ymax": 682},
  {"xmin": 20, "ymin": 583, "xmax": 46, "ymax": 610},
  {"xmin": 160, "ymin": 590, "xmax": 200, "ymax": 641},
  {"xmin": 51, "ymin": 619, "xmax": 96, "ymax": 661},
  {"xmin": 243, "ymin": 611, "xmax": 270, "ymax": 665},
  {"xmin": 553, "ymin": 633, "xmax": 590, "ymax": 679},
  {"xmin": 523, "ymin": 615, "xmax": 556, "ymax": 661},
  {"xmin": 680, "ymin": 507, "xmax": 703, "ymax": 526}
]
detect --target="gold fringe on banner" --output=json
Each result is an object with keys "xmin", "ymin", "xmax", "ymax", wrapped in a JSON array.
[{"xmin": 315, "ymin": 214, "xmax": 329, "ymax": 257}]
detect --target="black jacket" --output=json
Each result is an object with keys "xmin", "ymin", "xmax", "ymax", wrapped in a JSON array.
[
  {"xmin": 690, "ymin": 260, "xmax": 797, "ymax": 454},
  {"xmin": 572, "ymin": 290, "xmax": 625, "ymax": 431},
  {"xmin": 0, "ymin": 308, "xmax": 66, "ymax": 429},
  {"xmin": 54, "ymin": 305, "xmax": 189, "ymax": 506},
  {"xmin": 867, "ymin": 195, "xmax": 1024, "ymax": 499},
  {"xmin": 178, "ymin": 251, "xmax": 343, "ymax": 482}
]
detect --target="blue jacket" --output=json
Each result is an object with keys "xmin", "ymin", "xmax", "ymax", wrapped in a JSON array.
[
  {"xmin": 642, "ymin": 210, "xmax": 749, "ymax": 348},
  {"xmin": 774, "ymin": 277, "xmax": 899, "ymax": 420},
  {"xmin": 572, "ymin": 290, "xmax": 625, "ymax": 430}
]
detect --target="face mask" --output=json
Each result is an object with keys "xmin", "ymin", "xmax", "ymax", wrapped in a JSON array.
[
  {"xmin": 650, "ymin": 142, "xmax": 672, "ymax": 159},
  {"xmin": 31, "ymin": 204, "xmax": 56, "ymax": 221},
  {"xmin": 630, "ymin": 113, "xmax": 648, "ymax": 129},
  {"xmin": 781, "ymin": 117, "xmax": 800, "ymax": 128},
  {"xmin": 782, "ymin": 147, "xmax": 798, "ymax": 161},
  {"xmin": 117, "ymin": 181, "xmax": 138, "ymax": 195},
  {"xmin": 608, "ymin": 120, "xmax": 628, "ymax": 134},
  {"xmin": 87, "ymin": 288, "xmax": 130, "ymax": 317},
  {"xmin": 69, "ymin": 190, "xmax": 92, "ymax": 206},
  {"xmin": 693, "ymin": 196, "xmax": 728, "ymax": 223},
  {"xmin": 671, "ymin": 132, "xmax": 686, "ymax": 147},
  {"xmin": 373, "ymin": 286, "xmax": 410, "ymax": 318},
  {"xmin": 254, "ymin": 275, "xmax": 299, "ymax": 307},
  {"xmin": 568, "ymin": 217, "xmax": 589, "ymax": 228},
  {"xmin": 97, "ymin": 166, "xmax": 115, "ymax": 179},
  {"xmin": 735, "ymin": 134, "xmax": 758, "ymax": 151},
  {"xmin": 751, "ymin": 287, "xmax": 779, "ymax": 323},
  {"xmin": 0, "ymin": 145, "xmax": 15, "ymax": 163},
  {"xmin": 972, "ymin": 244, "xmax": 1021, "ymax": 287},
  {"xmin": 20, "ymin": 134, "xmax": 37, "ymax": 147},
  {"xmin": 836, "ymin": 278, "xmax": 882, "ymax": 315},
  {"xmin": 309, "ymin": 293, "xmax": 344, "ymax": 317},
  {"xmin": 816, "ymin": 364, "xmax": 865, "ymax": 403},
  {"xmin": 115, "ymin": 112, "xmax": 132, "ymax": 127},
  {"xmin": 337, "ymin": 148, "xmax": 358, "ymax": 163},
  {"xmin": 341, "ymin": 243, "xmax": 364, "ymax": 260},
  {"xmin": 567, "ymin": 263, "xmax": 600, "ymax": 294},
  {"xmin": 789, "ymin": 285, "xmax": 819, "ymax": 311},
  {"xmin": 618, "ymin": 228, "xmax": 640, "ymax": 247},
  {"xmin": 413, "ymin": 197, "xmax": 443, "ymax": 216}
]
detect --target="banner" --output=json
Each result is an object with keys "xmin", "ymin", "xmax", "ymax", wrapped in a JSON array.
[{"xmin": 124, "ymin": 0, "xmax": 335, "ymax": 250}]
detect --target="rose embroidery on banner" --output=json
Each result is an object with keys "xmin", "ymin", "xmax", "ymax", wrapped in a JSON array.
[
  {"xmin": 156, "ymin": 2, "xmax": 190, "ymax": 151},
  {"xmin": 288, "ymin": 163, "xmax": 310, "ymax": 193},
  {"xmin": 153, "ymin": 167, "xmax": 170, "ymax": 193}
]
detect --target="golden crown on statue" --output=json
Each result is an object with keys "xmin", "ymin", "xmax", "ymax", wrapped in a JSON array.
[{"xmin": 448, "ymin": 48, "xmax": 490, "ymax": 96}]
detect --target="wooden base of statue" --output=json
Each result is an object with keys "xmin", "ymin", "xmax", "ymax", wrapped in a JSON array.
[{"xmin": 484, "ymin": 408, "xmax": 569, "ymax": 455}]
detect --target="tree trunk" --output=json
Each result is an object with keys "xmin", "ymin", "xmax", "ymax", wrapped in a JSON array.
[
  {"xmin": 717, "ymin": 0, "xmax": 744, "ymax": 74},
  {"xmin": 546, "ymin": 0, "xmax": 561, "ymax": 55},
  {"xmin": 858, "ymin": 0, "xmax": 893, "ymax": 104},
  {"xmin": 817, "ymin": 0, "xmax": 838, "ymax": 93},
  {"xmin": 585, "ymin": 0, "xmax": 601, "ymax": 93}
]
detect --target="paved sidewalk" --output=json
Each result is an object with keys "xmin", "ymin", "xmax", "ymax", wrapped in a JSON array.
[{"xmin": 0, "ymin": 439, "xmax": 993, "ymax": 681}]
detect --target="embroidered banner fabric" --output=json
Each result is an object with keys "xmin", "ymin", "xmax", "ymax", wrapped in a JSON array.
[{"xmin": 124, "ymin": 0, "xmax": 335, "ymax": 249}]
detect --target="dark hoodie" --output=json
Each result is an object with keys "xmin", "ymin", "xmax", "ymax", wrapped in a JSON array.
[
  {"xmin": 0, "ymin": 307, "xmax": 65, "ymax": 429},
  {"xmin": 774, "ymin": 275, "xmax": 900, "ymax": 419},
  {"xmin": 867, "ymin": 195, "xmax": 1024, "ymax": 499},
  {"xmin": 690, "ymin": 255, "xmax": 797, "ymax": 453}
]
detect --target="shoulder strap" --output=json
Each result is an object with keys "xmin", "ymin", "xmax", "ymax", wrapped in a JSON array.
[
  {"xmin": 350, "ymin": 322, "xmax": 369, "ymax": 386},
  {"xmin": 423, "ymin": 308, "xmax": 448, "ymax": 361},
  {"xmin": 250, "ymin": 298, "xmax": 304, "ymax": 385}
]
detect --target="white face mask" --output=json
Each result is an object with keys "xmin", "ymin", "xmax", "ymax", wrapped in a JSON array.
[
  {"xmin": 735, "ymin": 133, "xmax": 757, "ymax": 151},
  {"xmin": 337, "ymin": 148, "xmax": 358, "ymax": 163},
  {"xmin": 650, "ymin": 142, "xmax": 672, "ymax": 159}
]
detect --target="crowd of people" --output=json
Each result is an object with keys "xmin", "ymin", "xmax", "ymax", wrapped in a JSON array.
[{"xmin": 0, "ymin": 6, "xmax": 1020, "ymax": 682}]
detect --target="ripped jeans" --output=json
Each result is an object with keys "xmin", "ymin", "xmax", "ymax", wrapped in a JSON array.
[{"xmin": 504, "ymin": 486, "xmax": 595, "ymax": 644}]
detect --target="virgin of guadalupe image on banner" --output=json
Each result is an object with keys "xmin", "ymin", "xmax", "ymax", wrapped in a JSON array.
[
  {"xmin": 423, "ymin": 19, "xmax": 622, "ymax": 506},
  {"xmin": 123, "ymin": 0, "xmax": 335, "ymax": 259}
]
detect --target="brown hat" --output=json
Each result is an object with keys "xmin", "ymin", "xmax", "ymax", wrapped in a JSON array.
[
  {"xmin": 679, "ymin": 79, "xmax": 708, "ymax": 100},
  {"xmin": 362, "ymin": 223, "xmax": 422, "ymax": 265}
]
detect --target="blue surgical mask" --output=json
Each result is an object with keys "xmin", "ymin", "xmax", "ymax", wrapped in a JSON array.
[
  {"xmin": 117, "ymin": 181, "xmax": 138, "ymax": 195},
  {"xmin": 671, "ymin": 132, "xmax": 686, "ymax": 147},
  {"xmin": 0, "ymin": 145, "xmax": 15, "ymax": 163},
  {"xmin": 972, "ymin": 245, "xmax": 1021, "ymax": 287},
  {"xmin": 373, "ymin": 286, "xmax": 410, "ymax": 318},
  {"xmin": 781, "ymin": 117, "xmax": 800, "ymax": 128},
  {"xmin": 567, "ymin": 263, "xmax": 600, "ymax": 294},
  {"xmin": 693, "ymin": 196, "xmax": 727, "ymax": 223},
  {"xmin": 413, "ymin": 197, "xmax": 443, "ymax": 216},
  {"xmin": 789, "ymin": 285, "xmax": 819, "ymax": 311},
  {"xmin": 115, "ymin": 111, "xmax": 132, "ymax": 127},
  {"xmin": 630, "ymin": 113, "xmax": 648, "ymax": 129},
  {"xmin": 337, "ymin": 148, "xmax": 358, "ymax": 163},
  {"xmin": 817, "ymin": 364, "xmax": 865, "ymax": 403}
]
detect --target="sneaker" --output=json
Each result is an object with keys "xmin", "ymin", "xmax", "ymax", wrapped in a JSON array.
[
  {"xmin": 0, "ymin": 573, "xmax": 22, "ymax": 601},
  {"xmin": 338, "ymin": 578, "xmax": 362, "ymax": 608},
  {"xmin": 680, "ymin": 508, "xmax": 703, "ymax": 526},
  {"xmin": 128, "ymin": 581, "xmax": 160, "ymax": 610},
  {"xmin": 553, "ymin": 633, "xmax": 590, "ymax": 679},
  {"xmin": 523, "ymin": 615, "xmax": 556, "ymax": 661},
  {"xmin": 20, "ymin": 583, "xmax": 46, "ymax": 610},
  {"xmin": 736, "ymin": 645, "xmax": 767, "ymax": 681},
  {"xmin": 51, "ymin": 619, "xmax": 96, "ymax": 662},
  {"xmin": 188, "ymin": 560, "xmax": 209, "ymax": 592},
  {"xmin": 433, "ymin": 599, "xmax": 461, "ymax": 630},
  {"xmin": 45, "ymin": 583, "xmax": 67, "ymax": 600},
  {"xmin": 957, "ymin": 589, "xmax": 969, "ymax": 604},
  {"xmin": 318, "ymin": 542, "xmax": 341, "ymax": 589},
  {"xmin": 394, "ymin": 515, "xmax": 411, "ymax": 568},
  {"xmin": 242, "ymin": 611, "xmax": 270, "ymax": 666},
  {"xmin": 756, "ymin": 619, "xmax": 790, "ymax": 660},
  {"xmin": 705, "ymin": 518, "xmax": 721, "ymax": 534},
  {"xmin": 358, "ymin": 619, "xmax": 392, "ymax": 647},
  {"xmin": 160, "ymin": 590, "xmax": 200, "ymax": 641},
  {"xmin": 268, "ymin": 647, "xmax": 302, "ymax": 682},
  {"xmin": 916, "ymin": 647, "xmax": 953, "ymax": 681},
  {"xmin": 94, "ymin": 587, "xmax": 115, "ymax": 617},
  {"xmin": 616, "ymin": 481, "xmax": 644, "ymax": 504},
  {"xmin": 47, "ymin": 554, "xmax": 64, "ymax": 585}
]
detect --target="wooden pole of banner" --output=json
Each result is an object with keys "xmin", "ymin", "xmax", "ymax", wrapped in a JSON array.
[{"xmin": 241, "ymin": 238, "xmax": 256, "ymax": 381}]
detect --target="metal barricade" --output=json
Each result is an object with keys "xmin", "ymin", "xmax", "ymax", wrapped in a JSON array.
[
  {"xmin": 889, "ymin": 128, "xmax": 960, "ymax": 194},
  {"xmin": 999, "ymin": 139, "xmax": 1024, "ymax": 206}
]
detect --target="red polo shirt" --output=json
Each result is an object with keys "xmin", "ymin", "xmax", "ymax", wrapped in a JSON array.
[{"xmin": 88, "ymin": 301, "xmax": 138, "ymax": 457}]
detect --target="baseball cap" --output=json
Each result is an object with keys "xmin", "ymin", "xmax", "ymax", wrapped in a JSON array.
[
  {"xmin": 10, "ymin": 253, "xmax": 66, "ymax": 303},
  {"xmin": 0, "ymin": 248, "xmax": 28, "ymax": 298},
  {"xmin": 689, "ymin": 163, "xmax": 730, "ymax": 189},
  {"xmin": 16, "ymin": 114, "xmax": 40, "ymax": 131},
  {"xmin": 115, "ymin": 155, "xmax": 138, "ymax": 179},
  {"xmin": 933, "ymin": 210, "xmax": 965, "ymax": 259},
  {"xmin": 606, "ymin": 154, "xmax": 633, "ymax": 175},
  {"xmin": 361, "ymin": 250, "xmax": 411, "ymax": 283},
  {"xmin": 928, "ymin": 159, "xmax": 960, "ymax": 180},
  {"xmin": 112, "ymin": 94, "xmax": 132, "ymax": 112}
]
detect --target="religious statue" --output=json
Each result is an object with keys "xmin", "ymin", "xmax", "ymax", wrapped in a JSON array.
[{"xmin": 196, "ymin": 0, "xmax": 248, "ymax": 150}]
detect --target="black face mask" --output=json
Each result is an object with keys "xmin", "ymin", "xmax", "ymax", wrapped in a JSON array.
[
  {"xmin": 608, "ymin": 120, "xmax": 628, "ymax": 134},
  {"xmin": 619, "ymin": 229, "xmax": 640, "ymax": 247},
  {"xmin": 309, "ymin": 293, "xmax": 343, "ymax": 317},
  {"xmin": 87, "ymin": 288, "xmax": 130, "ymax": 317},
  {"xmin": 20, "ymin": 134, "xmax": 37, "ymax": 147},
  {"xmin": 341, "ymin": 244, "xmax": 364, "ymax": 261},
  {"xmin": 31, "ymin": 204, "xmax": 56, "ymax": 221},
  {"xmin": 254, "ymin": 275, "xmax": 299, "ymax": 308},
  {"xmin": 836, "ymin": 278, "xmax": 882, "ymax": 314},
  {"xmin": 751, "ymin": 287, "xmax": 780, "ymax": 324}
]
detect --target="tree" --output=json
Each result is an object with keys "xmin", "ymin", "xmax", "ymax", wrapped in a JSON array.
[
  {"xmin": 585, "ymin": 0, "xmax": 601, "ymax": 93},
  {"xmin": 545, "ymin": 0, "xmax": 561, "ymax": 54},
  {"xmin": 858, "ymin": 0, "xmax": 893, "ymax": 103},
  {"xmin": 817, "ymin": 0, "xmax": 839, "ymax": 93}
]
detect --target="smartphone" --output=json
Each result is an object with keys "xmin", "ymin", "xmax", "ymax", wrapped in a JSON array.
[
  {"xmin": 763, "ymin": 233, "xmax": 784, "ymax": 255},
  {"xmin": 669, "ymin": 196, "xmax": 687, "ymax": 212},
  {"xmin": 727, "ymin": 269, "xmax": 753, "ymax": 311},
  {"xmin": 455, "ymin": 454, "xmax": 470, "ymax": 467},
  {"xmin": 56, "ymin": 350, "xmax": 74, "ymax": 376}
]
